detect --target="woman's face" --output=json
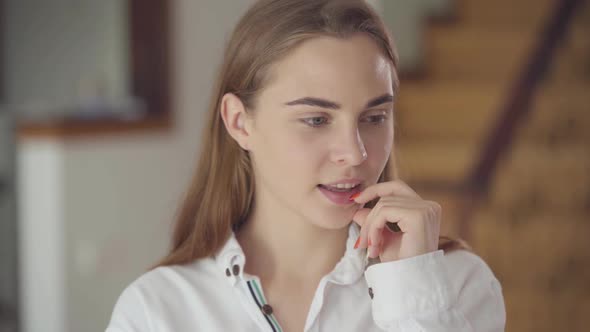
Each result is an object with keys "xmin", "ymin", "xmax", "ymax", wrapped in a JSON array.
[{"xmin": 246, "ymin": 34, "xmax": 395, "ymax": 230}]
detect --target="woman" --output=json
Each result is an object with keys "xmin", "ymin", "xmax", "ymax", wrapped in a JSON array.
[{"xmin": 107, "ymin": 0, "xmax": 506, "ymax": 331}]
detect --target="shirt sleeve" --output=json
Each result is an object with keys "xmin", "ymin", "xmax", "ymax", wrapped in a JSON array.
[
  {"xmin": 364, "ymin": 249, "xmax": 506, "ymax": 331},
  {"xmin": 105, "ymin": 284, "xmax": 152, "ymax": 332}
]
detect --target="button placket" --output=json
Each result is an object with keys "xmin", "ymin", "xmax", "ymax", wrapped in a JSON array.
[{"xmin": 261, "ymin": 304, "xmax": 273, "ymax": 315}]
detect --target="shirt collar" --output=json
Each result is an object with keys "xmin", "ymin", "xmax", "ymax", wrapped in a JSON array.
[
  {"xmin": 326, "ymin": 222, "xmax": 367, "ymax": 285},
  {"xmin": 214, "ymin": 223, "xmax": 367, "ymax": 287},
  {"xmin": 214, "ymin": 232, "xmax": 247, "ymax": 286}
]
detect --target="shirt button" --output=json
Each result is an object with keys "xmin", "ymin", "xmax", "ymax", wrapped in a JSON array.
[
  {"xmin": 232, "ymin": 264, "xmax": 240, "ymax": 276},
  {"xmin": 225, "ymin": 268, "xmax": 231, "ymax": 277},
  {"xmin": 262, "ymin": 304, "xmax": 274, "ymax": 315},
  {"xmin": 368, "ymin": 287, "xmax": 374, "ymax": 299}
]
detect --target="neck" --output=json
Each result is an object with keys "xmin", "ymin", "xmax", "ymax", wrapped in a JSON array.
[{"xmin": 236, "ymin": 201, "xmax": 349, "ymax": 284}]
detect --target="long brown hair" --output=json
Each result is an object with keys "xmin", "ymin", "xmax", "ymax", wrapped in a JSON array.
[{"xmin": 155, "ymin": 0, "xmax": 467, "ymax": 268}]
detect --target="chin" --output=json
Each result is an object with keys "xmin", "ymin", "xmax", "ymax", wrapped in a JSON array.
[{"xmin": 308, "ymin": 208, "xmax": 355, "ymax": 231}]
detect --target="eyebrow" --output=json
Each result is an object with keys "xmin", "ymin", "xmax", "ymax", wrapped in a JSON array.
[{"xmin": 284, "ymin": 93, "xmax": 394, "ymax": 110}]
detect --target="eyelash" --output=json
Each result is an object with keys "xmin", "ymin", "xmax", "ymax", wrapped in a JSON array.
[{"xmin": 301, "ymin": 114, "xmax": 388, "ymax": 128}]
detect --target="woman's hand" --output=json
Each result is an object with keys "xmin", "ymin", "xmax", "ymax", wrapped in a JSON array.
[{"xmin": 351, "ymin": 180, "xmax": 441, "ymax": 262}]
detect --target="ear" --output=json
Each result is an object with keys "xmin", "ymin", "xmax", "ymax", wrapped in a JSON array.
[{"xmin": 220, "ymin": 93, "xmax": 251, "ymax": 150}]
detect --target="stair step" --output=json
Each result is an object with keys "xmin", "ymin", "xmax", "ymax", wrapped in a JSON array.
[
  {"xmin": 489, "ymin": 144, "xmax": 590, "ymax": 212},
  {"xmin": 399, "ymin": 139, "xmax": 590, "ymax": 175},
  {"xmin": 547, "ymin": 25, "xmax": 590, "ymax": 82},
  {"xmin": 396, "ymin": 82, "xmax": 503, "ymax": 141},
  {"xmin": 500, "ymin": 286, "xmax": 590, "ymax": 331},
  {"xmin": 396, "ymin": 82, "xmax": 590, "ymax": 140},
  {"xmin": 425, "ymin": 1, "xmax": 590, "ymax": 81},
  {"xmin": 502, "ymin": 80, "xmax": 590, "ymax": 144},
  {"xmin": 397, "ymin": 142, "xmax": 590, "ymax": 212},
  {"xmin": 548, "ymin": 53, "xmax": 590, "ymax": 83},
  {"xmin": 427, "ymin": 23, "xmax": 590, "ymax": 82},
  {"xmin": 396, "ymin": 142, "xmax": 476, "ymax": 183},
  {"xmin": 560, "ymin": 21, "xmax": 590, "ymax": 54},
  {"xmin": 427, "ymin": 27, "xmax": 537, "ymax": 81},
  {"xmin": 472, "ymin": 211, "xmax": 590, "ymax": 288},
  {"xmin": 520, "ymin": 88, "xmax": 590, "ymax": 144}
]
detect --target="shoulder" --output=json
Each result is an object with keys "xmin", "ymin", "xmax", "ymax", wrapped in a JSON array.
[
  {"xmin": 106, "ymin": 257, "xmax": 221, "ymax": 331},
  {"xmin": 120, "ymin": 257, "xmax": 221, "ymax": 302}
]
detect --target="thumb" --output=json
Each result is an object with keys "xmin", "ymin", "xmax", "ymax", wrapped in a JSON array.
[{"xmin": 352, "ymin": 208, "xmax": 371, "ymax": 227}]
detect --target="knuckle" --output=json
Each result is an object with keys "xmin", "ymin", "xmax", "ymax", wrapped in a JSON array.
[
  {"xmin": 431, "ymin": 201, "xmax": 442, "ymax": 213},
  {"xmin": 425, "ymin": 201, "xmax": 441, "ymax": 217},
  {"xmin": 373, "ymin": 201, "xmax": 384, "ymax": 216}
]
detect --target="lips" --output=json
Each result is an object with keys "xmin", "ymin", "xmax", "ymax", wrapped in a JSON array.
[{"xmin": 317, "ymin": 184, "xmax": 362, "ymax": 205}]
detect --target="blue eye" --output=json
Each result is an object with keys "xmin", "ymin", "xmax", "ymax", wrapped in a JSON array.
[
  {"xmin": 301, "ymin": 114, "xmax": 388, "ymax": 128},
  {"xmin": 302, "ymin": 117, "xmax": 329, "ymax": 128}
]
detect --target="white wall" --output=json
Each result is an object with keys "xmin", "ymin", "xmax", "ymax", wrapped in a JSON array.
[{"xmin": 17, "ymin": 1, "xmax": 255, "ymax": 331}]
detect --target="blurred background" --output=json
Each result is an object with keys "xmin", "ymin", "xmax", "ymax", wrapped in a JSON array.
[{"xmin": 0, "ymin": 0, "xmax": 588, "ymax": 331}]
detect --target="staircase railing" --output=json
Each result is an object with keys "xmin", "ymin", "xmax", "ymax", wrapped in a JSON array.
[{"xmin": 412, "ymin": 0, "xmax": 584, "ymax": 240}]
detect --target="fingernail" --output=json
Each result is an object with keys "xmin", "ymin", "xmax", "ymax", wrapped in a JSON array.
[
  {"xmin": 354, "ymin": 236, "xmax": 361, "ymax": 249},
  {"xmin": 349, "ymin": 192, "xmax": 361, "ymax": 201}
]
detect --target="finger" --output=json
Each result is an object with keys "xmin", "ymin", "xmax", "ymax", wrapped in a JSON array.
[
  {"xmin": 371, "ymin": 202, "xmax": 433, "ymax": 235},
  {"xmin": 354, "ymin": 198, "xmax": 428, "ymax": 250},
  {"xmin": 351, "ymin": 208, "xmax": 371, "ymax": 227},
  {"xmin": 353, "ymin": 180, "xmax": 421, "ymax": 204},
  {"xmin": 358, "ymin": 201, "xmax": 382, "ymax": 249},
  {"xmin": 369, "ymin": 205, "xmax": 432, "ymax": 257},
  {"xmin": 367, "ymin": 223, "xmax": 384, "ymax": 259},
  {"xmin": 374, "ymin": 196, "xmax": 433, "ymax": 209},
  {"xmin": 367, "ymin": 206, "xmax": 403, "ymax": 258}
]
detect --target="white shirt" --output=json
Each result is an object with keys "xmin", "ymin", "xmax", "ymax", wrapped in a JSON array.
[{"xmin": 106, "ymin": 224, "xmax": 506, "ymax": 331}]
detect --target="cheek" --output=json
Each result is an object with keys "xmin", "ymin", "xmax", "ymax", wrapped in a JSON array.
[
  {"xmin": 363, "ymin": 127, "xmax": 394, "ymax": 166},
  {"xmin": 256, "ymin": 126, "xmax": 324, "ymax": 179},
  {"xmin": 277, "ymin": 131, "xmax": 326, "ymax": 168}
]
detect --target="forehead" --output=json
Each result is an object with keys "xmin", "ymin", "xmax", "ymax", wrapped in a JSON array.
[{"xmin": 260, "ymin": 34, "xmax": 394, "ymax": 104}]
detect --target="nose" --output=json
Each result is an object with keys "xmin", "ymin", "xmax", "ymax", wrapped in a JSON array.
[{"xmin": 330, "ymin": 126, "xmax": 368, "ymax": 166}]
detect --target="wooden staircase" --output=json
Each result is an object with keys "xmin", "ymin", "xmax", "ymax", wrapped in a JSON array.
[{"xmin": 396, "ymin": 0, "xmax": 590, "ymax": 331}]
